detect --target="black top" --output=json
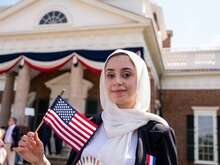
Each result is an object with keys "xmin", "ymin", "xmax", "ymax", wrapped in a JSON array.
[{"xmin": 66, "ymin": 114, "xmax": 178, "ymax": 165}]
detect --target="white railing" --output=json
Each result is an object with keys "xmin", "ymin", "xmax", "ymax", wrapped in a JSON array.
[{"xmin": 162, "ymin": 49, "xmax": 220, "ymax": 70}]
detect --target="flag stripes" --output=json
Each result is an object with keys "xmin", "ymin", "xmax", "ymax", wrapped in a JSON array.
[
  {"xmin": 45, "ymin": 112, "xmax": 84, "ymax": 147},
  {"xmin": 45, "ymin": 111, "xmax": 87, "ymax": 143},
  {"xmin": 43, "ymin": 96, "xmax": 97, "ymax": 152},
  {"xmin": 75, "ymin": 113, "xmax": 97, "ymax": 129}
]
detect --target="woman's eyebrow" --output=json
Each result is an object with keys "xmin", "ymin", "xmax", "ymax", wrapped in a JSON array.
[
  {"xmin": 121, "ymin": 67, "xmax": 133, "ymax": 71},
  {"xmin": 105, "ymin": 67, "xmax": 133, "ymax": 72},
  {"xmin": 105, "ymin": 68, "xmax": 114, "ymax": 72}
]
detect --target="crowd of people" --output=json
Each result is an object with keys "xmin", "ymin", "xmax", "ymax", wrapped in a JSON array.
[{"xmin": 0, "ymin": 118, "xmax": 21, "ymax": 165}]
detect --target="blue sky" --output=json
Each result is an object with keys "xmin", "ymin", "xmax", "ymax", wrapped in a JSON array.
[
  {"xmin": 0, "ymin": 0, "xmax": 20, "ymax": 5},
  {"xmin": 154, "ymin": 0, "xmax": 220, "ymax": 49},
  {"xmin": 0, "ymin": 0, "xmax": 219, "ymax": 49}
]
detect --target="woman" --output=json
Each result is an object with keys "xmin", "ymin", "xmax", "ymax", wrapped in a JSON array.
[{"xmin": 16, "ymin": 49, "xmax": 177, "ymax": 165}]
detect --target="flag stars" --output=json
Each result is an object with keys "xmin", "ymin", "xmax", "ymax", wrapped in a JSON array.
[{"xmin": 50, "ymin": 97, "xmax": 77, "ymax": 124}]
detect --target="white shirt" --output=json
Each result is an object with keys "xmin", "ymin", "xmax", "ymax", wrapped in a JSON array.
[
  {"xmin": 4, "ymin": 124, "xmax": 16, "ymax": 144},
  {"xmin": 80, "ymin": 124, "xmax": 138, "ymax": 165}
]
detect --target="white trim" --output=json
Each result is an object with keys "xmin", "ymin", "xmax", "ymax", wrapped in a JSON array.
[
  {"xmin": 192, "ymin": 106, "xmax": 219, "ymax": 164},
  {"xmin": 0, "ymin": 23, "xmax": 149, "ymax": 37},
  {"xmin": 161, "ymin": 74, "xmax": 220, "ymax": 90},
  {"xmin": 143, "ymin": 46, "xmax": 160, "ymax": 88},
  {"xmin": 0, "ymin": 0, "xmax": 38, "ymax": 21},
  {"xmin": 194, "ymin": 160, "xmax": 218, "ymax": 165},
  {"xmin": 0, "ymin": 28, "xmax": 145, "ymax": 54},
  {"xmin": 192, "ymin": 106, "xmax": 219, "ymax": 112}
]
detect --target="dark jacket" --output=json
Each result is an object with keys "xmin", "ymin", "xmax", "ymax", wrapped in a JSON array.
[
  {"xmin": 66, "ymin": 114, "xmax": 177, "ymax": 165},
  {"xmin": 3, "ymin": 125, "xmax": 20, "ymax": 150}
]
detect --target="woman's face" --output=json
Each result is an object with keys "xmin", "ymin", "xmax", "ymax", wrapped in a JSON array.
[{"xmin": 105, "ymin": 55, "xmax": 137, "ymax": 108}]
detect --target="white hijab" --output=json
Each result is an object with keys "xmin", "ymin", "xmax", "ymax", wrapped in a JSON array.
[{"xmin": 99, "ymin": 49, "xmax": 168, "ymax": 165}]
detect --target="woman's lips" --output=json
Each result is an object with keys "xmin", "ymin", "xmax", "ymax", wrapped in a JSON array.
[
  {"xmin": 111, "ymin": 89, "xmax": 126, "ymax": 93},
  {"xmin": 111, "ymin": 90, "xmax": 127, "ymax": 96}
]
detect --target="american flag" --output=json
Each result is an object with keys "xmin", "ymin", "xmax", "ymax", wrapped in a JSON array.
[{"xmin": 43, "ymin": 96, "xmax": 97, "ymax": 152}]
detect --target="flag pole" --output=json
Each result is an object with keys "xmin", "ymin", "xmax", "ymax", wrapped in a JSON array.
[{"xmin": 34, "ymin": 89, "xmax": 66, "ymax": 133}]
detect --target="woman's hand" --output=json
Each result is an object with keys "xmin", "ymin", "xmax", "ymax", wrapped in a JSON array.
[{"xmin": 14, "ymin": 132, "xmax": 50, "ymax": 165}]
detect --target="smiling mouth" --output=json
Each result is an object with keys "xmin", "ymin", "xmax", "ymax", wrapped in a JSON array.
[
  {"xmin": 112, "ymin": 90, "xmax": 126, "ymax": 93},
  {"xmin": 111, "ymin": 90, "xmax": 127, "ymax": 97}
]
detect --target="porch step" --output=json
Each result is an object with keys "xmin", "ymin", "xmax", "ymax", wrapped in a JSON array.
[
  {"xmin": 47, "ymin": 155, "xmax": 68, "ymax": 165},
  {"xmin": 19, "ymin": 155, "xmax": 68, "ymax": 165}
]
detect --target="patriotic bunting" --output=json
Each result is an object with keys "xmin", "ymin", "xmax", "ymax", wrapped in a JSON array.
[
  {"xmin": 24, "ymin": 54, "xmax": 73, "ymax": 72},
  {"xmin": 0, "ymin": 57, "xmax": 21, "ymax": 74},
  {"xmin": 0, "ymin": 47, "xmax": 143, "ymax": 74}
]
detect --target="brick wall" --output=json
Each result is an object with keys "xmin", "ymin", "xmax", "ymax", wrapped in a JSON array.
[
  {"xmin": 162, "ymin": 30, "xmax": 173, "ymax": 48},
  {"xmin": 161, "ymin": 89, "xmax": 220, "ymax": 165}
]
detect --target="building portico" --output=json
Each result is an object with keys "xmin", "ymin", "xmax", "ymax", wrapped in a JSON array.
[{"xmin": 0, "ymin": 0, "xmax": 164, "ymax": 127}]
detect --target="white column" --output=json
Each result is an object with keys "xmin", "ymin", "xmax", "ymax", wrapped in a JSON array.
[
  {"xmin": 0, "ymin": 72, "xmax": 16, "ymax": 126},
  {"xmin": 13, "ymin": 65, "xmax": 30, "ymax": 126},
  {"xmin": 69, "ymin": 64, "xmax": 85, "ymax": 114}
]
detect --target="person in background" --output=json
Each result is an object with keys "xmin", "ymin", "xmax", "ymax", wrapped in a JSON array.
[
  {"xmin": 54, "ymin": 133, "xmax": 63, "ymax": 155},
  {"xmin": 39, "ymin": 124, "xmax": 52, "ymax": 155},
  {"xmin": 3, "ymin": 118, "xmax": 20, "ymax": 165},
  {"xmin": 0, "ymin": 128, "xmax": 7, "ymax": 165},
  {"xmin": 16, "ymin": 49, "xmax": 177, "ymax": 165}
]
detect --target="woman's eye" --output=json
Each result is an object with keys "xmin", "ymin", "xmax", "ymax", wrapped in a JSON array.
[
  {"xmin": 122, "ymin": 73, "xmax": 131, "ymax": 78},
  {"xmin": 106, "ymin": 73, "xmax": 115, "ymax": 79}
]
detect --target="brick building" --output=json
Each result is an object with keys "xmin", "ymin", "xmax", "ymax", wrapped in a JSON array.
[{"xmin": 161, "ymin": 49, "xmax": 220, "ymax": 165}]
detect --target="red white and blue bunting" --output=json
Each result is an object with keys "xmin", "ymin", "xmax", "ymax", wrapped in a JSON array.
[
  {"xmin": 0, "ymin": 47, "xmax": 143, "ymax": 74},
  {"xmin": 24, "ymin": 54, "xmax": 74, "ymax": 72},
  {"xmin": 0, "ymin": 56, "xmax": 21, "ymax": 74}
]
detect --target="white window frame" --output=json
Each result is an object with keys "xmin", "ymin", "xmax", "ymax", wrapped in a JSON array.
[{"xmin": 192, "ymin": 106, "xmax": 219, "ymax": 165}]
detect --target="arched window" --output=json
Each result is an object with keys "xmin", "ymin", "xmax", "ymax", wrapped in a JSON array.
[{"xmin": 39, "ymin": 11, "xmax": 68, "ymax": 25}]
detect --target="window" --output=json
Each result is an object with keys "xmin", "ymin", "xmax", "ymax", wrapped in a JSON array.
[
  {"xmin": 39, "ymin": 11, "xmax": 67, "ymax": 25},
  {"xmin": 198, "ymin": 116, "xmax": 214, "ymax": 161},
  {"xmin": 192, "ymin": 107, "xmax": 219, "ymax": 164}
]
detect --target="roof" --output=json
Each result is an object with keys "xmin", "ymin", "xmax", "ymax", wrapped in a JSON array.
[
  {"xmin": 0, "ymin": 0, "xmax": 151, "ymax": 23},
  {"xmin": 0, "ymin": 6, "xmax": 10, "ymax": 12}
]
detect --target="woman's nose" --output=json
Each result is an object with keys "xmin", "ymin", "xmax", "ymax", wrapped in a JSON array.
[{"xmin": 115, "ymin": 75, "xmax": 123, "ymax": 85}]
